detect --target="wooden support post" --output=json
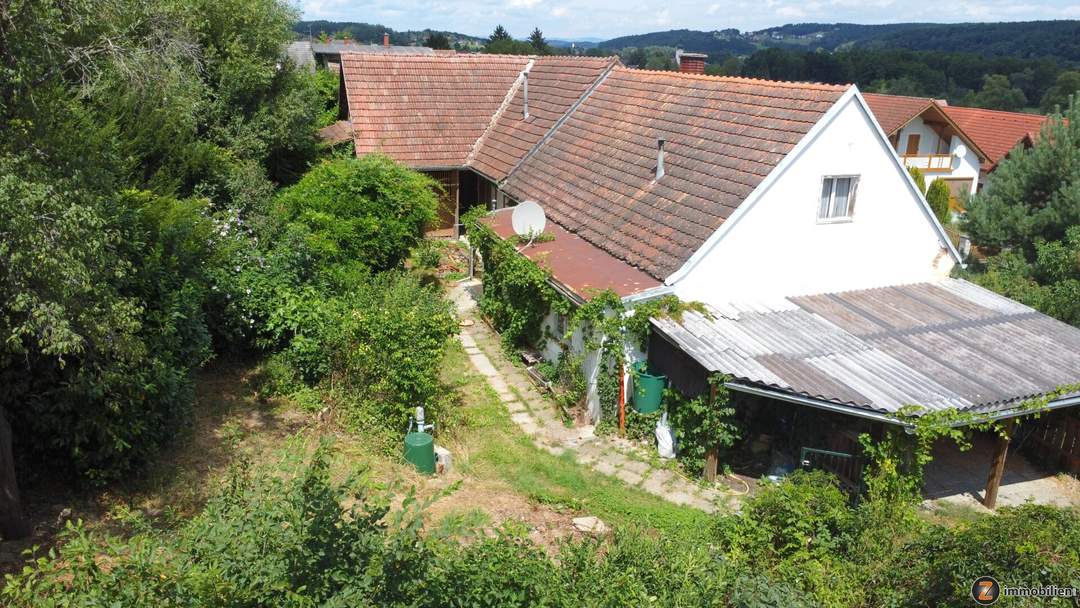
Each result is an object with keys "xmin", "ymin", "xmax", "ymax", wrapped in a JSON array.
[
  {"xmin": 618, "ymin": 361, "xmax": 626, "ymax": 437},
  {"xmin": 704, "ymin": 448, "xmax": 719, "ymax": 482},
  {"xmin": 983, "ymin": 418, "xmax": 1017, "ymax": 509},
  {"xmin": 703, "ymin": 383, "xmax": 719, "ymax": 482}
]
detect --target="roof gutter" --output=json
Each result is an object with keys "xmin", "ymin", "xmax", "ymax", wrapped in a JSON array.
[
  {"xmin": 947, "ymin": 394, "xmax": 1080, "ymax": 428},
  {"xmin": 724, "ymin": 382, "xmax": 910, "ymax": 428},
  {"xmin": 621, "ymin": 284, "xmax": 674, "ymax": 306}
]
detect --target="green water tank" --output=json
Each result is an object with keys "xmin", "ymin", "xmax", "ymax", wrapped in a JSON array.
[
  {"xmin": 632, "ymin": 361, "xmax": 667, "ymax": 414},
  {"xmin": 404, "ymin": 432, "xmax": 436, "ymax": 474}
]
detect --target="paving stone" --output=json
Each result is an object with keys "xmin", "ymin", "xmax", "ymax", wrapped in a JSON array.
[
  {"xmin": 459, "ymin": 332, "xmax": 477, "ymax": 348},
  {"xmin": 641, "ymin": 469, "xmax": 677, "ymax": 495},
  {"xmin": 504, "ymin": 400, "xmax": 527, "ymax": 413},
  {"xmin": 615, "ymin": 468, "xmax": 643, "ymax": 485},
  {"xmin": 593, "ymin": 460, "xmax": 618, "ymax": 477},
  {"xmin": 574, "ymin": 450, "xmax": 599, "ymax": 466},
  {"xmin": 469, "ymin": 355, "xmax": 500, "ymax": 378},
  {"xmin": 541, "ymin": 444, "xmax": 566, "ymax": 457},
  {"xmin": 620, "ymin": 459, "xmax": 650, "ymax": 476}
]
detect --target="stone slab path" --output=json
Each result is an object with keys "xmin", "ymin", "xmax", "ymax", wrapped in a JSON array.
[{"xmin": 451, "ymin": 280, "xmax": 740, "ymax": 513}]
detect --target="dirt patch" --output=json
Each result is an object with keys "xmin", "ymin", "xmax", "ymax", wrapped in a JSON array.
[
  {"xmin": 424, "ymin": 479, "xmax": 586, "ymax": 552},
  {"xmin": 0, "ymin": 358, "xmax": 318, "ymax": 575}
]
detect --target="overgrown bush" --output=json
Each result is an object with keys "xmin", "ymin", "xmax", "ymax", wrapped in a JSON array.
[
  {"xmin": 664, "ymin": 378, "xmax": 741, "ymax": 476},
  {"xmin": 8, "ymin": 444, "xmax": 1080, "ymax": 607},
  {"xmin": 273, "ymin": 155, "xmax": 439, "ymax": 273},
  {"xmin": 329, "ymin": 272, "xmax": 458, "ymax": 437}
]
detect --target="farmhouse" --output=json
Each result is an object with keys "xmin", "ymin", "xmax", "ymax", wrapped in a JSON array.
[{"xmin": 337, "ymin": 53, "xmax": 1080, "ymax": 507}]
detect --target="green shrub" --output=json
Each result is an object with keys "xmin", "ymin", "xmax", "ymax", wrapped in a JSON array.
[
  {"xmin": 414, "ymin": 239, "xmax": 443, "ymax": 269},
  {"xmin": 907, "ymin": 165, "xmax": 927, "ymax": 193},
  {"xmin": 273, "ymin": 155, "xmax": 439, "ymax": 273},
  {"xmin": 664, "ymin": 379, "xmax": 740, "ymax": 476},
  {"xmin": 722, "ymin": 470, "xmax": 854, "ymax": 565},
  {"xmin": 330, "ymin": 272, "xmax": 458, "ymax": 436},
  {"xmin": 927, "ymin": 178, "xmax": 952, "ymax": 225}
]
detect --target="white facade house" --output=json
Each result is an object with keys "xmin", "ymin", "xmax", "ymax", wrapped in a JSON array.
[
  {"xmin": 862, "ymin": 93, "xmax": 989, "ymax": 214},
  {"xmin": 668, "ymin": 90, "xmax": 959, "ymax": 304}
]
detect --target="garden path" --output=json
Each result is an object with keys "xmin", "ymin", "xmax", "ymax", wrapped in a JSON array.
[{"xmin": 449, "ymin": 280, "xmax": 741, "ymax": 513}]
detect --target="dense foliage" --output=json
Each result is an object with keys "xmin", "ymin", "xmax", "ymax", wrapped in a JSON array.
[
  {"xmin": 963, "ymin": 100, "xmax": 1080, "ymax": 326},
  {"xmin": 8, "ymin": 446, "xmax": 1079, "ymax": 607},
  {"xmin": 273, "ymin": 155, "xmax": 439, "ymax": 273},
  {"xmin": 0, "ymin": 0, "xmax": 324, "ymax": 484}
]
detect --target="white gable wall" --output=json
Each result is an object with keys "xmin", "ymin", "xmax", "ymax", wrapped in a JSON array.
[{"xmin": 669, "ymin": 92, "xmax": 956, "ymax": 304}]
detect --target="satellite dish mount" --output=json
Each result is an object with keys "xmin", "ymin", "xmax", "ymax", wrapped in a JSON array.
[{"xmin": 511, "ymin": 201, "xmax": 547, "ymax": 250}]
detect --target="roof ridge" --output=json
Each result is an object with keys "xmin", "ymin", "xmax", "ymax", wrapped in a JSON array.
[
  {"xmin": 943, "ymin": 104, "xmax": 1049, "ymax": 120},
  {"xmin": 466, "ymin": 59, "xmax": 534, "ymax": 166},
  {"xmin": 613, "ymin": 66, "xmax": 850, "ymax": 91},
  {"xmin": 340, "ymin": 51, "xmax": 532, "ymax": 61}
]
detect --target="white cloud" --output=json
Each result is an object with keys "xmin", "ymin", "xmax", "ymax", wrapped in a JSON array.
[
  {"xmin": 776, "ymin": 5, "xmax": 807, "ymax": 17},
  {"xmin": 706, "ymin": 3, "xmax": 722, "ymax": 14},
  {"xmin": 551, "ymin": 6, "xmax": 568, "ymax": 17},
  {"xmin": 507, "ymin": 0, "xmax": 542, "ymax": 8}
]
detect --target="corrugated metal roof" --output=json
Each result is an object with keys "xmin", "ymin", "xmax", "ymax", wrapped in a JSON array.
[{"xmin": 652, "ymin": 279, "xmax": 1080, "ymax": 417}]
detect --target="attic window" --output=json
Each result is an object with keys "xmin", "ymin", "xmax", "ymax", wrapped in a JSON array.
[{"xmin": 818, "ymin": 176, "xmax": 858, "ymax": 222}]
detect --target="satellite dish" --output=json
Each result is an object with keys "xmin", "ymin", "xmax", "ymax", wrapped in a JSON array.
[
  {"xmin": 953, "ymin": 144, "xmax": 968, "ymax": 158},
  {"xmin": 511, "ymin": 201, "xmax": 546, "ymax": 237}
]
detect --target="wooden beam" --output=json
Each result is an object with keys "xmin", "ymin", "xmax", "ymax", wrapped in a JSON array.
[{"xmin": 983, "ymin": 418, "xmax": 1017, "ymax": 509}]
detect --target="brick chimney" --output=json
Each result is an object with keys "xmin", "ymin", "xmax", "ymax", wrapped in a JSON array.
[
  {"xmin": 382, "ymin": 32, "xmax": 390, "ymax": 47},
  {"xmin": 675, "ymin": 49, "xmax": 707, "ymax": 74}
]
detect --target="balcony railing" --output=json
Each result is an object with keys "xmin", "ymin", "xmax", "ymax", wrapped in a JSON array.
[{"xmin": 901, "ymin": 153, "xmax": 954, "ymax": 173}]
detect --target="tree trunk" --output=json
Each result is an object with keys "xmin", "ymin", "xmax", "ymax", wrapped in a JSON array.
[{"xmin": 0, "ymin": 406, "xmax": 31, "ymax": 540}]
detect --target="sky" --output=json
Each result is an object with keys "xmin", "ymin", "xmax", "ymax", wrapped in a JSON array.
[{"xmin": 296, "ymin": 0, "xmax": 1080, "ymax": 40}]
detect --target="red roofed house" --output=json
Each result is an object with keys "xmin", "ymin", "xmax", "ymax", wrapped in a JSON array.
[
  {"xmin": 863, "ymin": 93, "xmax": 989, "ymax": 215},
  {"xmin": 864, "ymin": 93, "xmax": 1053, "ymax": 214},
  {"xmin": 338, "ymin": 56, "xmax": 1080, "ymax": 507},
  {"xmin": 339, "ymin": 53, "xmax": 619, "ymax": 236}
]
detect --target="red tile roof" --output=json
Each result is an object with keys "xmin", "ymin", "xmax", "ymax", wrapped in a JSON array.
[
  {"xmin": 485, "ymin": 208, "xmax": 661, "ymax": 299},
  {"xmin": 862, "ymin": 93, "xmax": 937, "ymax": 135},
  {"xmin": 863, "ymin": 92, "xmax": 1052, "ymax": 172},
  {"xmin": 939, "ymin": 105, "xmax": 1051, "ymax": 171},
  {"xmin": 341, "ymin": 53, "xmax": 531, "ymax": 168},
  {"xmin": 468, "ymin": 56, "xmax": 618, "ymax": 182},
  {"xmin": 501, "ymin": 68, "xmax": 849, "ymax": 280}
]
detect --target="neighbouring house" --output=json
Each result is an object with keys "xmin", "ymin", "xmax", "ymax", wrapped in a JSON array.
[
  {"xmin": 864, "ymin": 93, "xmax": 1054, "ymax": 212},
  {"xmin": 336, "ymin": 55, "xmax": 1080, "ymax": 507},
  {"xmin": 288, "ymin": 34, "xmax": 437, "ymax": 74},
  {"xmin": 862, "ymin": 93, "xmax": 988, "ymax": 214},
  {"xmin": 339, "ymin": 53, "xmax": 620, "ymax": 236}
]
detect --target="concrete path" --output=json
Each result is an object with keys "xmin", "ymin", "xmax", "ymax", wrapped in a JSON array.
[{"xmin": 450, "ymin": 280, "xmax": 737, "ymax": 513}]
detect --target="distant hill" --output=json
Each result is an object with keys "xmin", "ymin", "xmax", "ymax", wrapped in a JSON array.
[
  {"xmin": 596, "ymin": 21, "xmax": 1080, "ymax": 61},
  {"xmin": 294, "ymin": 20, "xmax": 485, "ymax": 47}
]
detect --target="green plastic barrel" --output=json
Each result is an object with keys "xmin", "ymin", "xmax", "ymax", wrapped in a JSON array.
[
  {"xmin": 404, "ymin": 432, "xmax": 436, "ymax": 474},
  {"xmin": 632, "ymin": 361, "xmax": 667, "ymax": 414}
]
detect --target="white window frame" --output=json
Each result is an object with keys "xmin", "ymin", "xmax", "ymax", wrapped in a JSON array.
[{"xmin": 817, "ymin": 175, "xmax": 859, "ymax": 223}]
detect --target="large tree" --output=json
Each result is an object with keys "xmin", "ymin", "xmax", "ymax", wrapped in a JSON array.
[
  {"xmin": 528, "ymin": 28, "xmax": 550, "ymax": 55},
  {"xmin": 0, "ymin": 0, "xmax": 323, "ymax": 538},
  {"xmin": 964, "ymin": 99, "xmax": 1080, "ymax": 257}
]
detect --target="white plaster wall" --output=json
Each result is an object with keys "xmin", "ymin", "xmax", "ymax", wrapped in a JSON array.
[
  {"xmin": 537, "ymin": 309, "xmax": 602, "ymax": 421},
  {"xmin": 671, "ymin": 95, "xmax": 955, "ymax": 304}
]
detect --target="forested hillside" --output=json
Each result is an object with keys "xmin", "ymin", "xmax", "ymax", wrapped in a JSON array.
[
  {"xmin": 597, "ymin": 21, "xmax": 1080, "ymax": 61},
  {"xmin": 294, "ymin": 20, "xmax": 485, "ymax": 47}
]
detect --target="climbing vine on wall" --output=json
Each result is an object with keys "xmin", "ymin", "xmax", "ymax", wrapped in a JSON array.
[
  {"xmin": 464, "ymin": 207, "xmax": 569, "ymax": 349},
  {"xmin": 466, "ymin": 207, "xmax": 736, "ymax": 476}
]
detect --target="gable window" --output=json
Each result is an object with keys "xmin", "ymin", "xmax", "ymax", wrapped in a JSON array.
[{"xmin": 818, "ymin": 176, "xmax": 858, "ymax": 222}]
